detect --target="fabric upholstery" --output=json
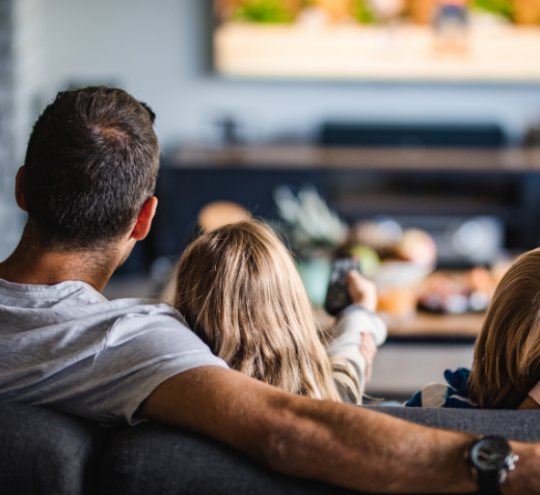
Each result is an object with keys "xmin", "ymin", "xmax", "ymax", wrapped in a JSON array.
[
  {"xmin": 367, "ymin": 406, "xmax": 540, "ymax": 442},
  {"xmin": 0, "ymin": 402, "xmax": 115, "ymax": 495},
  {"xmin": 3, "ymin": 402, "xmax": 540, "ymax": 495},
  {"xmin": 103, "ymin": 408, "xmax": 531, "ymax": 495},
  {"xmin": 99, "ymin": 421, "xmax": 360, "ymax": 495}
]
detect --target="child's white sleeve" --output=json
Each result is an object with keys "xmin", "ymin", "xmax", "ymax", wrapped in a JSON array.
[{"xmin": 326, "ymin": 304, "xmax": 387, "ymax": 397}]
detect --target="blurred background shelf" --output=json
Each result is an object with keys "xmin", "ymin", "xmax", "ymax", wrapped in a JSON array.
[
  {"xmin": 140, "ymin": 144, "xmax": 540, "ymax": 276},
  {"xmin": 172, "ymin": 146, "xmax": 540, "ymax": 171}
]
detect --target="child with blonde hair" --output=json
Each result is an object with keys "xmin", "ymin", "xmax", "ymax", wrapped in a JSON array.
[
  {"xmin": 407, "ymin": 248, "xmax": 540, "ymax": 410},
  {"xmin": 166, "ymin": 220, "xmax": 387, "ymax": 404}
]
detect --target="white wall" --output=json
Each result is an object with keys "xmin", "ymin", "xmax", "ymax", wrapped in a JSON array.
[
  {"xmin": 14, "ymin": 0, "xmax": 46, "ymax": 163},
  {"xmin": 13, "ymin": 0, "xmax": 540, "ymax": 157},
  {"xmin": 0, "ymin": 0, "xmax": 44, "ymax": 260}
]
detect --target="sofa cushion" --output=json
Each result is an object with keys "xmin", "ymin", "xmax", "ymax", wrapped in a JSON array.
[
  {"xmin": 0, "ymin": 402, "xmax": 115, "ymax": 495},
  {"xmin": 99, "ymin": 421, "xmax": 360, "ymax": 495}
]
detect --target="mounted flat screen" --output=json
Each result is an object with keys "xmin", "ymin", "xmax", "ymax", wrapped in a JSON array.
[{"xmin": 213, "ymin": 0, "xmax": 540, "ymax": 81}]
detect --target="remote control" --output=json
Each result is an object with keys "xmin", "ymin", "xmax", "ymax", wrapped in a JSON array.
[{"xmin": 324, "ymin": 257, "xmax": 361, "ymax": 316}]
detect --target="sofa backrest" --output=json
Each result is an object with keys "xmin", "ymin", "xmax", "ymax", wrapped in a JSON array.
[
  {"xmin": 0, "ymin": 402, "xmax": 115, "ymax": 495},
  {"xmin": 2, "ymin": 402, "xmax": 540, "ymax": 495},
  {"xmin": 368, "ymin": 406, "xmax": 540, "ymax": 442}
]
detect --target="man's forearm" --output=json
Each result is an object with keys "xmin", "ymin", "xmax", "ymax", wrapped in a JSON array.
[
  {"xmin": 264, "ymin": 396, "xmax": 476, "ymax": 493},
  {"xmin": 139, "ymin": 367, "xmax": 539, "ymax": 494}
]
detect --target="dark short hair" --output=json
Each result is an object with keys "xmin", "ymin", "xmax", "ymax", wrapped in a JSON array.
[{"xmin": 23, "ymin": 86, "xmax": 160, "ymax": 249}]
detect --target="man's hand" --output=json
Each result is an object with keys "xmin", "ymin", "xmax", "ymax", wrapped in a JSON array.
[
  {"xmin": 346, "ymin": 270, "xmax": 378, "ymax": 312},
  {"xmin": 359, "ymin": 332, "xmax": 377, "ymax": 383}
]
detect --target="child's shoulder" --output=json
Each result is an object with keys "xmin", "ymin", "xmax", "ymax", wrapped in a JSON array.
[{"xmin": 405, "ymin": 368, "xmax": 478, "ymax": 409}]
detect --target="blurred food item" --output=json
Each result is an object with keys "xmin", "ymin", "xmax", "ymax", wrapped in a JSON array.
[
  {"xmin": 395, "ymin": 228, "xmax": 438, "ymax": 267},
  {"xmin": 338, "ymin": 220, "xmax": 437, "ymax": 268},
  {"xmin": 372, "ymin": 261, "xmax": 433, "ymax": 320},
  {"xmin": 337, "ymin": 220, "xmax": 436, "ymax": 321},
  {"xmin": 468, "ymin": 266, "xmax": 493, "ymax": 294},
  {"xmin": 418, "ymin": 267, "xmax": 496, "ymax": 314},
  {"xmin": 349, "ymin": 245, "xmax": 380, "ymax": 277},
  {"xmin": 337, "ymin": 221, "xmax": 398, "ymax": 258},
  {"xmin": 377, "ymin": 287, "xmax": 419, "ymax": 320},
  {"xmin": 491, "ymin": 254, "xmax": 516, "ymax": 286},
  {"xmin": 198, "ymin": 201, "xmax": 251, "ymax": 233}
]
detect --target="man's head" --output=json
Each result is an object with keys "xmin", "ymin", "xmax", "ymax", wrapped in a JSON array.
[{"xmin": 21, "ymin": 86, "xmax": 160, "ymax": 251}]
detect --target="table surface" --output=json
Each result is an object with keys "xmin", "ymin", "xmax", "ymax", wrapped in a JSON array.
[
  {"xmin": 388, "ymin": 312, "xmax": 485, "ymax": 338},
  {"xmin": 313, "ymin": 305, "xmax": 485, "ymax": 341}
]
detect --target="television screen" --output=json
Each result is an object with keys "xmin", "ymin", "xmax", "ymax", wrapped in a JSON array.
[{"xmin": 212, "ymin": 0, "xmax": 540, "ymax": 81}]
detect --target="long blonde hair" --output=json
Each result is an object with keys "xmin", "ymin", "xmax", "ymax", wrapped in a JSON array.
[
  {"xmin": 169, "ymin": 220, "xmax": 343, "ymax": 402},
  {"xmin": 469, "ymin": 248, "xmax": 540, "ymax": 409}
]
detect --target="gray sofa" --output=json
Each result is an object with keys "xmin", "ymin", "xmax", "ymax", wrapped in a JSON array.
[{"xmin": 1, "ymin": 402, "xmax": 539, "ymax": 495}]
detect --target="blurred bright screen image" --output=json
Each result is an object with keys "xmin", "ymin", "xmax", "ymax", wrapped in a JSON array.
[{"xmin": 213, "ymin": 0, "xmax": 540, "ymax": 81}]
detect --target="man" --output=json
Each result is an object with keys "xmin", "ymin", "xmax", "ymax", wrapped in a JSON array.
[{"xmin": 0, "ymin": 86, "xmax": 538, "ymax": 494}]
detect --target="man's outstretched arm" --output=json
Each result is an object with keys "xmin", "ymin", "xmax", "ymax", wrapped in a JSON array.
[{"xmin": 139, "ymin": 366, "xmax": 540, "ymax": 494}]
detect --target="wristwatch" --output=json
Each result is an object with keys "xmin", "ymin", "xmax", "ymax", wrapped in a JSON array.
[{"xmin": 468, "ymin": 436, "xmax": 519, "ymax": 493}]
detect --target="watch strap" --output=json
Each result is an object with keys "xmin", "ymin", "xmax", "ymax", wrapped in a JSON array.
[{"xmin": 476, "ymin": 472, "xmax": 501, "ymax": 494}]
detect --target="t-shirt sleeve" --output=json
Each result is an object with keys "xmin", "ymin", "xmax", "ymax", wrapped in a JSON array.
[{"xmin": 38, "ymin": 306, "xmax": 229, "ymax": 426}]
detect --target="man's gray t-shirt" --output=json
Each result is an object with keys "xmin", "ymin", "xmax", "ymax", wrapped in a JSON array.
[{"xmin": 0, "ymin": 278, "xmax": 228, "ymax": 425}]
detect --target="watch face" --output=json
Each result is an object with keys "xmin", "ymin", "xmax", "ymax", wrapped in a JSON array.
[{"xmin": 471, "ymin": 437, "xmax": 512, "ymax": 473}]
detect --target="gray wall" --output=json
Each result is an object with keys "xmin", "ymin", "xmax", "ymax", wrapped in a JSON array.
[
  {"xmin": 3, "ymin": 0, "xmax": 540, "ymax": 259},
  {"xmin": 0, "ymin": 0, "xmax": 23, "ymax": 260},
  {"xmin": 31, "ymin": 0, "xmax": 540, "ymax": 150}
]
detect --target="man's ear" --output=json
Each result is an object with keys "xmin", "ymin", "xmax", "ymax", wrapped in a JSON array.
[
  {"xmin": 131, "ymin": 197, "xmax": 158, "ymax": 241},
  {"xmin": 15, "ymin": 166, "xmax": 27, "ymax": 212}
]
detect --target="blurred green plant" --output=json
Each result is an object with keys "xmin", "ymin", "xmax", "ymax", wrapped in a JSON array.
[
  {"xmin": 352, "ymin": 0, "xmax": 377, "ymax": 24},
  {"xmin": 273, "ymin": 185, "xmax": 348, "ymax": 257},
  {"xmin": 470, "ymin": 0, "xmax": 513, "ymax": 20},
  {"xmin": 232, "ymin": 0, "xmax": 295, "ymax": 23}
]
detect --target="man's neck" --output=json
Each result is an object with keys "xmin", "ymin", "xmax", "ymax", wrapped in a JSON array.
[{"xmin": 0, "ymin": 236, "xmax": 122, "ymax": 293}]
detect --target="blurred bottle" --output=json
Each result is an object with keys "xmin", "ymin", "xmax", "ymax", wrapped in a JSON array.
[{"xmin": 433, "ymin": 0, "xmax": 469, "ymax": 53}]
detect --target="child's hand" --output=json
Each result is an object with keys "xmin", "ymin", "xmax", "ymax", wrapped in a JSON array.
[
  {"xmin": 346, "ymin": 270, "xmax": 378, "ymax": 312},
  {"xmin": 360, "ymin": 333, "xmax": 377, "ymax": 383}
]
